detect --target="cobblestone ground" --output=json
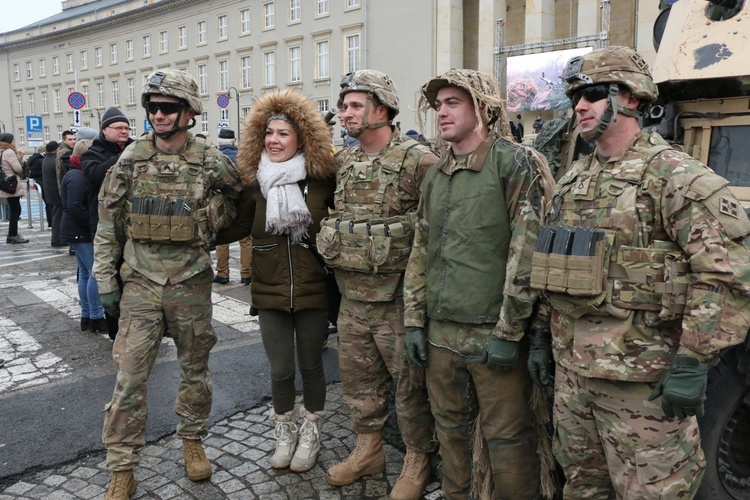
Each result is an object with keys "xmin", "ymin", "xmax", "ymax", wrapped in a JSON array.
[{"xmin": 0, "ymin": 382, "xmax": 444, "ymax": 500}]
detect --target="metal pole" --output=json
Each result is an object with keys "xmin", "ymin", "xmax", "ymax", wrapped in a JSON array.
[
  {"xmin": 25, "ymin": 179, "xmax": 33, "ymax": 228},
  {"xmin": 228, "ymin": 87, "xmax": 240, "ymax": 141}
]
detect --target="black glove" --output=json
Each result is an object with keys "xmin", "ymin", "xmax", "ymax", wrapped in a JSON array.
[
  {"xmin": 405, "ymin": 327, "xmax": 427, "ymax": 368},
  {"xmin": 485, "ymin": 336, "xmax": 519, "ymax": 372},
  {"xmin": 100, "ymin": 290, "xmax": 122, "ymax": 319},
  {"xmin": 648, "ymin": 356, "xmax": 708, "ymax": 418},
  {"xmin": 527, "ymin": 329, "xmax": 553, "ymax": 388}
]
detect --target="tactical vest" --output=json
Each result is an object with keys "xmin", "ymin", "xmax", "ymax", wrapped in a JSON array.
[
  {"xmin": 531, "ymin": 144, "xmax": 691, "ymax": 324},
  {"xmin": 126, "ymin": 135, "xmax": 227, "ymax": 247},
  {"xmin": 317, "ymin": 139, "xmax": 420, "ymax": 274}
]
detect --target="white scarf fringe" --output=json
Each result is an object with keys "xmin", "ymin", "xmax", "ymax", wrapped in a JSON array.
[{"xmin": 257, "ymin": 151, "xmax": 312, "ymax": 244}]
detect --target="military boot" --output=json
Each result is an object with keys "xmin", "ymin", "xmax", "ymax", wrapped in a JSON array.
[
  {"xmin": 326, "ymin": 430, "xmax": 385, "ymax": 486},
  {"xmin": 390, "ymin": 448, "xmax": 431, "ymax": 500},
  {"xmin": 290, "ymin": 407, "xmax": 325, "ymax": 472},
  {"xmin": 182, "ymin": 438, "xmax": 212, "ymax": 481},
  {"xmin": 104, "ymin": 470, "xmax": 136, "ymax": 500},
  {"xmin": 269, "ymin": 409, "xmax": 298, "ymax": 469}
]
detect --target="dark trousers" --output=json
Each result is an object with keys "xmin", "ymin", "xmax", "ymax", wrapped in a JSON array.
[
  {"xmin": 50, "ymin": 203, "xmax": 63, "ymax": 245},
  {"xmin": 6, "ymin": 197, "xmax": 21, "ymax": 237}
]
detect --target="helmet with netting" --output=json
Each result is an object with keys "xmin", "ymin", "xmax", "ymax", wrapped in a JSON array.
[
  {"xmin": 563, "ymin": 46, "xmax": 658, "ymax": 104},
  {"xmin": 141, "ymin": 69, "xmax": 202, "ymax": 114},
  {"xmin": 339, "ymin": 70, "xmax": 399, "ymax": 116},
  {"xmin": 420, "ymin": 68, "xmax": 504, "ymax": 127}
]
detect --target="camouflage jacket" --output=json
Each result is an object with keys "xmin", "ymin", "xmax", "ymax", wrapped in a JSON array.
[
  {"xmin": 93, "ymin": 132, "xmax": 241, "ymax": 294},
  {"xmin": 404, "ymin": 132, "xmax": 547, "ymax": 350},
  {"xmin": 333, "ymin": 127, "xmax": 438, "ymax": 302},
  {"xmin": 534, "ymin": 130, "xmax": 750, "ymax": 381}
]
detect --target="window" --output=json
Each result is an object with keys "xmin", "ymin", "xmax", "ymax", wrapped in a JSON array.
[
  {"xmin": 346, "ymin": 34, "xmax": 360, "ymax": 73},
  {"xmin": 317, "ymin": 0, "xmax": 328, "ymax": 16},
  {"xmin": 82, "ymin": 85, "xmax": 89, "ymax": 109},
  {"xmin": 54, "ymin": 90, "xmax": 61, "ymax": 112},
  {"xmin": 53, "ymin": 56, "xmax": 60, "ymax": 75},
  {"xmin": 110, "ymin": 43, "xmax": 117, "ymax": 64},
  {"xmin": 16, "ymin": 95, "xmax": 23, "ymax": 116},
  {"xmin": 218, "ymin": 60, "xmax": 229, "ymax": 92},
  {"xmin": 127, "ymin": 78, "xmax": 135, "ymax": 104},
  {"xmin": 28, "ymin": 93, "xmax": 35, "ymax": 114},
  {"xmin": 159, "ymin": 31, "xmax": 168, "ymax": 53},
  {"xmin": 57, "ymin": 125, "xmax": 63, "ymax": 140},
  {"xmin": 39, "ymin": 60, "xmax": 46, "ymax": 77},
  {"xmin": 125, "ymin": 39, "xmax": 133, "ymax": 60},
  {"xmin": 18, "ymin": 129, "xmax": 25, "ymax": 145},
  {"xmin": 112, "ymin": 80, "xmax": 120, "ymax": 106},
  {"xmin": 317, "ymin": 98, "xmax": 330, "ymax": 113},
  {"xmin": 66, "ymin": 54, "xmax": 73, "ymax": 73},
  {"xmin": 94, "ymin": 47, "xmax": 102, "ymax": 67},
  {"xmin": 241, "ymin": 56, "xmax": 252, "ymax": 89},
  {"xmin": 44, "ymin": 126, "xmax": 50, "ymax": 142},
  {"xmin": 143, "ymin": 35, "xmax": 151, "ymax": 57},
  {"xmin": 289, "ymin": 0, "xmax": 300, "ymax": 22},
  {"xmin": 41, "ymin": 91, "xmax": 48, "ymax": 114},
  {"xmin": 97, "ymin": 83, "xmax": 104, "ymax": 107},
  {"xmin": 263, "ymin": 2, "xmax": 274, "ymax": 29},
  {"xmin": 178, "ymin": 26, "xmax": 187, "ymax": 49},
  {"xmin": 240, "ymin": 9, "xmax": 250, "ymax": 34},
  {"xmin": 201, "ymin": 111, "xmax": 209, "ymax": 133},
  {"xmin": 289, "ymin": 46, "xmax": 301, "ymax": 82},
  {"xmin": 129, "ymin": 119, "xmax": 136, "ymax": 136},
  {"xmin": 198, "ymin": 64, "xmax": 208, "ymax": 95},
  {"xmin": 13, "ymin": 64, "xmax": 19, "ymax": 81},
  {"xmin": 242, "ymin": 106, "xmax": 251, "ymax": 119},
  {"xmin": 346, "ymin": 0, "xmax": 360, "ymax": 7},
  {"xmin": 80, "ymin": 50, "xmax": 87, "ymax": 70},
  {"xmin": 264, "ymin": 51, "xmax": 276, "ymax": 86},
  {"xmin": 316, "ymin": 40, "xmax": 329, "ymax": 79},
  {"xmin": 218, "ymin": 15, "xmax": 227, "ymax": 39},
  {"xmin": 26, "ymin": 61, "xmax": 33, "ymax": 79},
  {"xmin": 197, "ymin": 21, "xmax": 206, "ymax": 44}
]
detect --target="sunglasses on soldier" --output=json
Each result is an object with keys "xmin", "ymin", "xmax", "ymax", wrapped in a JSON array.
[
  {"xmin": 571, "ymin": 84, "xmax": 611, "ymax": 107},
  {"xmin": 145, "ymin": 101, "xmax": 184, "ymax": 115}
]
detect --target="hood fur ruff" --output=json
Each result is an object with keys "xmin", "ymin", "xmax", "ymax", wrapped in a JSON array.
[{"xmin": 236, "ymin": 88, "xmax": 335, "ymax": 186}]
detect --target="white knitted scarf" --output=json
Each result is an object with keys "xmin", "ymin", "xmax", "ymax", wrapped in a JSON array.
[{"xmin": 256, "ymin": 151, "xmax": 312, "ymax": 243}]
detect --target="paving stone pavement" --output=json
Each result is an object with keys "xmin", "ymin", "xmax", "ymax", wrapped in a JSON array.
[{"xmin": 0, "ymin": 382, "xmax": 445, "ymax": 499}]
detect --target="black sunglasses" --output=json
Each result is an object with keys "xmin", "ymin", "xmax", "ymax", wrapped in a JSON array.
[
  {"xmin": 146, "ymin": 101, "xmax": 184, "ymax": 115},
  {"xmin": 571, "ymin": 84, "xmax": 610, "ymax": 107}
]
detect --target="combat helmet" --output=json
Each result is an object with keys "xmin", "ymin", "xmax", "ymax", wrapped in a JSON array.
[
  {"xmin": 141, "ymin": 69, "xmax": 202, "ymax": 138},
  {"xmin": 421, "ymin": 68, "xmax": 504, "ymax": 127},
  {"xmin": 339, "ymin": 70, "xmax": 399, "ymax": 137},
  {"xmin": 562, "ymin": 46, "xmax": 658, "ymax": 140}
]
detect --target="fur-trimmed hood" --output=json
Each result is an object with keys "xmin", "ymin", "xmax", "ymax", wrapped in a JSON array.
[{"xmin": 236, "ymin": 89, "xmax": 334, "ymax": 186}]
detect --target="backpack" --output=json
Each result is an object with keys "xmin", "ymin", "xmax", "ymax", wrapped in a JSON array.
[{"xmin": 0, "ymin": 150, "xmax": 19, "ymax": 194}]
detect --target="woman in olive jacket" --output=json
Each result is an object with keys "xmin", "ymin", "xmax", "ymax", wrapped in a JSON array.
[{"xmin": 216, "ymin": 88, "xmax": 335, "ymax": 473}]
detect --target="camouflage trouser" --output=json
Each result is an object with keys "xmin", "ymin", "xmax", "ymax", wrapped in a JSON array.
[
  {"xmin": 102, "ymin": 266, "xmax": 218, "ymax": 471},
  {"xmin": 554, "ymin": 363, "xmax": 705, "ymax": 499},
  {"xmin": 426, "ymin": 321, "xmax": 540, "ymax": 500},
  {"xmin": 337, "ymin": 296, "xmax": 436, "ymax": 453}
]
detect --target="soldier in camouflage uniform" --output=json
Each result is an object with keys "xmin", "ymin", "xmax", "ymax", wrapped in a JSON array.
[
  {"xmin": 317, "ymin": 69, "xmax": 438, "ymax": 499},
  {"xmin": 403, "ymin": 69, "xmax": 554, "ymax": 499},
  {"xmin": 94, "ymin": 68, "xmax": 241, "ymax": 500},
  {"xmin": 527, "ymin": 46, "xmax": 750, "ymax": 498}
]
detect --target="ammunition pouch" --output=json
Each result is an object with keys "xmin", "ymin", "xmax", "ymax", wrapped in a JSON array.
[{"xmin": 316, "ymin": 211, "xmax": 416, "ymax": 273}]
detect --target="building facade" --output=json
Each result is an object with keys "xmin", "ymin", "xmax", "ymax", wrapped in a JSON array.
[{"xmin": 0, "ymin": 0, "xmax": 437, "ymax": 150}]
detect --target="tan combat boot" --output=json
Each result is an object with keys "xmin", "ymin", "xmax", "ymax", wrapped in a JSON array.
[
  {"xmin": 269, "ymin": 409, "xmax": 298, "ymax": 469},
  {"xmin": 326, "ymin": 430, "xmax": 385, "ymax": 486},
  {"xmin": 182, "ymin": 437, "xmax": 212, "ymax": 481},
  {"xmin": 290, "ymin": 407, "xmax": 325, "ymax": 472},
  {"xmin": 104, "ymin": 470, "xmax": 136, "ymax": 500},
  {"xmin": 390, "ymin": 448, "xmax": 431, "ymax": 500}
]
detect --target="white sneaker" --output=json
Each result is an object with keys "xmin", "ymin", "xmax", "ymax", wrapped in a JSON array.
[
  {"xmin": 269, "ymin": 410, "xmax": 298, "ymax": 469},
  {"xmin": 290, "ymin": 407, "xmax": 324, "ymax": 472}
]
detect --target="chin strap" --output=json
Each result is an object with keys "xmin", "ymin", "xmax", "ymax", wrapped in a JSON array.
[
  {"xmin": 580, "ymin": 83, "xmax": 642, "ymax": 141},
  {"xmin": 146, "ymin": 108, "xmax": 197, "ymax": 140},
  {"xmin": 346, "ymin": 94, "xmax": 390, "ymax": 138}
]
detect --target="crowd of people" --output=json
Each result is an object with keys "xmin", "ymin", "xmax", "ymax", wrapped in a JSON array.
[{"xmin": 3, "ymin": 46, "xmax": 750, "ymax": 500}]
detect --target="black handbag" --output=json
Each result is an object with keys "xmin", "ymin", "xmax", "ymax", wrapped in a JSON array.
[{"xmin": 0, "ymin": 151, "xmax": 19, "ymax": 194}]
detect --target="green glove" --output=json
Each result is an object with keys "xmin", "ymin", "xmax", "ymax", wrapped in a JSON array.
[
  {"xmin": 485, "ymin": 336, "xmax": 519, "ymax": 372},
  {"xmin": 405, "ymin": 327, "xmax": 427, "ymax": 368},
  {"xmin": 648, "ymin": 356, "xmax": 708, "ymax": 418},
  {"xmin": 527, "ymin": 329, "xmax": 553, "ymax": 388},
  {"xmin": 100, "ymin": 290, "xmax": 122, "ymax": 319}
]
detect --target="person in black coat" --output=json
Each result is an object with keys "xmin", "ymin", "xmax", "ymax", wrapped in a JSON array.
[
  {"xmin": 60, "ymin": 139, "xmax": 108, "ymax": 333},
  {"xmin": 27, "ymin": 146, "xmax": 51, "ymax": 227},
  {"xmin": 42, "ymin": 141, "xmax": 65, "ymax": 247}
]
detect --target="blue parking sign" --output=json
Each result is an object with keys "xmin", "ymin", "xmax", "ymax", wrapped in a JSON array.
[{"xmin": 26, "ymin": 115, "xmax": 43, "ymax": 132}]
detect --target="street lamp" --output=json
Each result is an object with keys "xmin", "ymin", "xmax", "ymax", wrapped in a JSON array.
[
  {"xmin": 227, "ymin": 87, "xmax": 241, "ymax": 141},
  {"xmin": 90, "ymin": 109, "xmax": 102, "ymax": 128}
]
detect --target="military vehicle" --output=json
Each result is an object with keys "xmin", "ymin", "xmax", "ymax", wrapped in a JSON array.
[{"xmin": 648, "ymin": 1, "xmax": 750, "ymax": 498}]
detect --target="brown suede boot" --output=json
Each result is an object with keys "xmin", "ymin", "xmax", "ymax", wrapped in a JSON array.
[
  {"xmin": 326, "ymin": 430, "xmax": 386, "ymax": 486},
  {"xmin": 104, "ymin": 470, "xmax": 136, "ymax": 500},
  {"xmin": 390, "ymin": 448, "xmax": 431, "ymax": 500},
  {"xmin": 182, "ymin": 438, "xmax": 212, "ymax": 481}
]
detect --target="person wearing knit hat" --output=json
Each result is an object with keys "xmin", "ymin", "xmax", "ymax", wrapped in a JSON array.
[
  {"xmin": 76, "ymin": 127, "xmax": 99, "ymax": 141},
  {"xmin": 0, "ymin": 133, "xmax": 14, "ymax": 144},
  {"xmin": 100, "ymin": 107, "xmax": 130, "ymax": 130},
  {"xmin": 1, "ymin": 132, "xmax": 29, "ymax": 244},
  {"xmin": 45, "ymin": 141, "xmax": 59, "ymax": 152}
]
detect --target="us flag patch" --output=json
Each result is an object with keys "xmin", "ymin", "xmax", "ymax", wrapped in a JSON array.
[{"xmin": 719, "ymin": 197, "xmax": 739, "ymax": 218}]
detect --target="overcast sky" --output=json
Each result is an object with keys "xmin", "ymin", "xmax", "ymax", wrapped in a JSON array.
[{"xmin": 0, "ymin": 0, "xmax": 63, "ymax": 34}]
